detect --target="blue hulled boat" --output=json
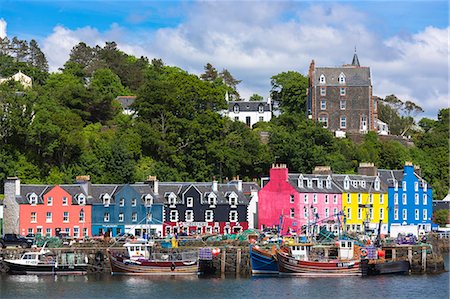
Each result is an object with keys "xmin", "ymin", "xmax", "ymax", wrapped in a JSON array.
[{"xmin": 249, "ymin": 245, "xmax": 278, "ymax": 275}]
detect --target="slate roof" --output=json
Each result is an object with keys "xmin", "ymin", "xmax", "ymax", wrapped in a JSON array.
[
  {"xmin": 377, "ymin": 169, "xmax": 406, "ymax": 187},
  {"xmin": 288, "ymin": 173, "xmax": 342, "ymax": 193},
  {"xmin": 60, "ymin": 185, "xmax": 87, "ymax": 204},
  {"xmin": 237, "ymin": 181, "xmax": 260, "ymax": 193},
  {"xmin": 115, "ymin": 96, "xmax": 136, "ymax": 110},
  {"xmin": 17, "ymin": 185, "xmax": 51, "ymax": 204},
  {"xmin": 332, "ymin": 174, "xmax": 388, "ymax": 193},
  {"xmin": 228, "ymin": 101, "xmax": 271, "ymax": 112},
  {"xmin": 314, "ymin": 66, "xmax": 371, "ymax": 86},
  {"xmin": 14, "ymin": 180, "xmax": 253, "ymax": 206},
  {"xmin": 90, "ymin": 185, "xmax": 121, "ymax": 204},
  {"xmin": 130, "ymin": 183, "xmax": 164, "ymax": 204}
]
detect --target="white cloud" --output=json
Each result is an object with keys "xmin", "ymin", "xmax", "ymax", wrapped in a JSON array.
[
  {"xmin": 39, "ymin": 3, "xmax": 448, "ymax": 118},
  {"xmin": 0, "ymin": 18, "xmax": 7, "ymax": 39}
]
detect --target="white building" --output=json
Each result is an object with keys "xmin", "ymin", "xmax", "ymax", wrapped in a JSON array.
[
  {"xmin": 377, "ymin": 119, "xmax": 390, "ymax": 135},
  {"xmin": 0, "ymin": 71, "xmax": 32, "ymax": 88},
  {"xmin": 115, "ymin": 96, "xmax": 137, "ymax": 116},
  {"xmin": 221, "ymin": 98, "xmax": 272, "ymax": 128}
]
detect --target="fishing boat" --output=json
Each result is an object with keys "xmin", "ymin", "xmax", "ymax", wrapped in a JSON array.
[
  {"xmin": 3, "ymin": 243, "xmax": 88, "ymax": 275},
  {"xmin": 107, "ymin": 238, "xmax": 199, "ymax": 275},
  {"xmin": 276, "ymin": 239, "xmax": 362, "ymax": 277},
  {"xmin": 249, "ymin": 245, "xmax": 278, "ymax": 275},
  {"xmin": 359, "ymin": 246, "xmax": 410, "ymax": 275}
]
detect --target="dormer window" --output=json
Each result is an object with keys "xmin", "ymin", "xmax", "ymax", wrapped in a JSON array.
[
  {"xmin": 307, "ymin": 179, "xmax": 312, "ymax": 188},
  {"xmin": 317, "ymin": 180, "xmax": 323, "ymax": 189},
  {"xmin": 229, "ymin": 195, "xmax": 238, "ymax": 207},
  {"xmin": 168, "ymin": 194, "xmax": 176, "ymax": 207},
  {"xmin": 326, "ymin": 178, "xmax": 331, "ymax": 189},
  {"xmin": 144, "ymin": 194, "xmax": 153, "ymax": 206},
  {"xmin": 103, "ymin": 194, "xmax": 110, "ymax": 207},
  {"xmin": 319, "ymin": 74, "xmax": 326, "ymax": 84},
  {"xmin": 208, "ymin": 194, "xmax": 217, "ymax": 207},
  {"xmin": 29, "ymin": 193, "xmax": 38, "ymax": 205},
  {"xmin": 361, "ymin": 181, "xmax": 366, "ymax": 188},
  {"xmin": 78, "ymin": 194, "xmax": 86, "ymax": 205},
  {"xmin": 338, "ymin": 73, "xmax": 346, "ymax": 84},
  {"xmin": 352, "ymin": 180, "xmax": 358, "ymax": 188},
  {"xmin": 258, "ymin": 104, "xmax": 264, "ymax": 113},
  {"xmin": 298, "ymin": 177, "xmax": 304, "ymax": 188},
  {"xmin": 344, "ymin": 177, "xmax": 350, "ymax": 190},
  {"xmin": 374, "ymin": 178, "xmax": 380, "ymax": 191},
  {"xmin": 233, "ymin": 104, "xmax": 239, "ymax": 113}
]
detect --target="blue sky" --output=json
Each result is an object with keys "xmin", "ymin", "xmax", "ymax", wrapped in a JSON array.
[{"xmin": 0, "ymin": 0, "xmax": 448, "ymax": 118}]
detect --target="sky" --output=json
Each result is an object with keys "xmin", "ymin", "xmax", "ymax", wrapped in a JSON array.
[{"xmin": 0, "ymin": 0, "xmax": 448, "ymax": 119}]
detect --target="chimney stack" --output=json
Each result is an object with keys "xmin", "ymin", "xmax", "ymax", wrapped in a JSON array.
[
  {"xmin": 414, "ymin": 165, "xmax": 421, "ymax": 176},
  {"xmin": 313, "ymin": 166, "xmax": 332, "ymax": 175},
  {"xmin": 147, "ymin": 175, "xmax": 159, "ymax": 194},
  {"xmin": 75, "ymin": 175, "xmax": 91, "ymax": 195},
  {"xmin": 212, "ymin": 177, "xmax": 218, "ymax": 192},
  {"xmin": 76, "ymin": 175, "xmax": 90, "ymax": 183},
  {"xmin": 357, "ymin": 162, "xmax": 378, "ymax": 176}
]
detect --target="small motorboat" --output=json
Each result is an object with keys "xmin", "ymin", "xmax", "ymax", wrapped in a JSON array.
[{"xmin": 3, "ymin": 243, "xmax": 88, "ymax": 275}]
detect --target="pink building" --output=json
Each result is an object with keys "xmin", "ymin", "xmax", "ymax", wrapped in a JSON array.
[
  {"xmin": 259, "ymin": 165, "xmax": 343, "ymax": 235},
  {"xmin": 19, "ymin": 185, "xmax": 91, "ymax": 239}
]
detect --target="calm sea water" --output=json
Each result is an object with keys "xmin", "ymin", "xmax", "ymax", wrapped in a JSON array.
[{"xmin": 1, "ymin": 257, "xmax": 448, "ymax": 299}]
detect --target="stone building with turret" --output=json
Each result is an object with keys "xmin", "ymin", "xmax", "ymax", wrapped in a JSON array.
[{"xmin": 307, "ymin": 52, "xmax": 377, "ymax": 137}]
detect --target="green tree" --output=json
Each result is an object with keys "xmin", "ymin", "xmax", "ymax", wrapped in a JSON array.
[
  {"xmin": 200, "ymin": 63, "xmax": 218, "ymax": 82},
  {"xmin": 377, "ymin": 95, "xmax": 424, "ymax": 136},
  {"xmin": 67, "ymin": 42, "xmax": 100, "ymax": 75},
  {"xmin": 249, "ymin": 94, "xmax": 264, "ymax": 101},
  {"xmin": 380, "ymin": 140, "xmax": 410, "ymax": 169},
  {"xmin": 269, "ymin": 113, "xmax": 336, "ymax": 173},
  {"xmin": 433, "ymin": 209, "xmax": 449, "ymax": 226},
  {"xmin": 88, "ymin": 68, "xmax": 128, "ymax": 123},
  {"xmin": 270, "ymin": 71, "xmax": 308, "ymax": 114},
  {"xmin": 28, "ymin": 39, "xmax": 48, "ymax": 72}
]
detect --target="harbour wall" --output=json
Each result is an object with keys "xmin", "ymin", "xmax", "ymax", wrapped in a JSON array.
[{"xmin": 0, "ymin": 242, "xmax": 446, "ymax": 275}]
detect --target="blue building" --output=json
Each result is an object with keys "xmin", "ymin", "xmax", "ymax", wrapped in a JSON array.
[
  {"xmin": 379, "ymin": 162, "xmax": 432, "ymax": 237},
  {"xmin": 90, "ymin": 181, "xmax": 163, "ymax": 238}
]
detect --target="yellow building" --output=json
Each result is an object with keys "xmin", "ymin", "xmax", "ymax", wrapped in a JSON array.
[{"xmin": 333, "ymin": 171, "xmax": 389, "ymax": 234}]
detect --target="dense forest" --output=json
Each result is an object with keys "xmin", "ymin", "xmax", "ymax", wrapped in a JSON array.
[{"xmin": 0, "ymin": 38, "xmax": 448, "ymax": 201}]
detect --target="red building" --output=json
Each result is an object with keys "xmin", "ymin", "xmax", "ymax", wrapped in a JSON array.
[
  {"xmin": 19, "ymin": 185, "xmax": 91, "ymax": 239},
  {"xmin": 259, "ymin": 164, "xmax": 300, "ymax": 234}
]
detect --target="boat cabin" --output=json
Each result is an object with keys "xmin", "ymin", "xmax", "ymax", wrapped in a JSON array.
[
  {"xmin": 338, "ymin": 240, "xmax": 355, "ymax": 260},
  {"xmin": 123, "ymin": 239, "xmax": 154, "ymax": 260},
  {"xmin": 289, "ymin": 244, "xmax": 313, "ymax": 261}
]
